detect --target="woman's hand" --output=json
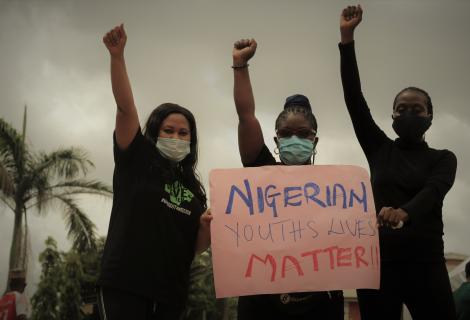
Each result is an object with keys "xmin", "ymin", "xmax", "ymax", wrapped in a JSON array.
[
  {"xmin": 378, "ymin": 207, "xmax": 409, "ymax": 229},
  {"xmin": 233, "ymin": 38, "xmax": 257, "ymax": 67},
  {"xmin": 195, "ymin": 209, "xmax": 213, "ymax": 254},
  {"xmin": 103, "ymin": 24, "xmax": 127, "ymax": 57},
  {"xmin": 200, "ymin": 209, "xmax": 213, "ymax": 231},
  {"xmin": 340, "ymin": 5, "xmax": 363, "ymax": 44},
  {"xmin": 104, "ymin": 23, "xmax": 139, "ymax": 150}
]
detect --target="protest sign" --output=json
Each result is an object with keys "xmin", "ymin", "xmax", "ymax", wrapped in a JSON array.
[{"xmin": 209, "ymin": 165, "xmax": 380, "ymax": 298}]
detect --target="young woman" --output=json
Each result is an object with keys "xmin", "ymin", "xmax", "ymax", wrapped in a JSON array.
[
  {"xmin": 232, "ymin": 38, "xmax": 343, "ymax": 320},
  {"xmin": 98, "ymin": 24, "xmax": 212, "ymax": 320},
  {"xmin": 339, "ymin": 6, "xmax": 457, "ymax": 320}
]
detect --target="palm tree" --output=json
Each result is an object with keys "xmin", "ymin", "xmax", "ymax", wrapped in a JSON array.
[{"xmin": 0, "ymin": 107, "xmax": 112, "ymax": 278}]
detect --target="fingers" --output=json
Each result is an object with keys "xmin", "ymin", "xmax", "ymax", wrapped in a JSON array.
[
  {"xmin": 201, "ymin": 209, "xmax": 213, "ymax": 223},
  {"xmin": 103, "ymin": 30, "xmax": 117, "ymax": 47},
  {"xmin": 342, "ymin": 6, "xmax": 353, "ymax": 21},
  {"xmin": 380, "ymin": 207, "xmax": 393, "ymax": 226},
  {"xmin": 234, "ymin": 38, "xmax": 256, "ymax": 50},
  {"xmin": 346, "ymin": 6, "xmax": 354, "ymax": 20},
  {"xmin": 120, "ymin": 23, "xmax": 127, "ymax": 38},
  {"xmin": 389, "ymin": 212, "xmax": 401, "ymax": 227},
  {"xmin": 103, "ymin": 32, "xmax": 112, "ymax": 47},
  {"xmin": 112, "ymin": 25, "xmax": 121, "ymax": 45},
  {"xmin": 234, "ymin": 39, "xmax": 246, "ymax": 50},
  {"xmin": 378, "ymin": 207, "xmax": 406, "ymax": 228},
  {"xmin": 103, "ymin": 24, "xmax": 126, "ymax": 48},
  {"xmin": 378, "ymin": 207, "xmax": 392, "ymax": 226},
  {"xmin": 389, "ymin": 210, "xmax": 405, "ymax": 228},
  {"xmin": 116, "ymin": 26, "xmax": 123, "ymax": 40},
  {"xmin": 118, "ymin": 23, "xmax": 127, "ymax": 42},
  {"xmin": 341, "ymin": 5, "xmax": 362, "ymax": 21},
  {"xmin": 250, "ymin": 38, "xmax": 257, "ymax": 51},
  {"xmin": 201, "ymin": 216, "xmax": 212, "ymax": 223},
  {"xmin": 392, "ymin": 220, "xmax": 404, "ymax": 229},
  {"xmin": 357, "ymin": 4, "xmax": 363, "ymax": 21},
  {"xmin": 103, "ymin": 35, "xmax": 111, "ymax": 47}
]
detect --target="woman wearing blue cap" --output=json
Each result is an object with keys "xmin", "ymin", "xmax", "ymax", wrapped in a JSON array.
[{"xmin": 231, "ymin": 38, "xmax": 344, "ymax": 320}]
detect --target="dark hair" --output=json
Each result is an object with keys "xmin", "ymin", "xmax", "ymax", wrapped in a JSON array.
[
  {"xmin": 466, "ymin": 261, "xmax": 470, "ymax": 279},
  {"xmin": 393, "ymin": 87, "xmax": 433, "ymax": 115},
  {"xmin": 276, "ymin": 94, "xmax": 318, "ymax": 132},
  {"xmin": 275, "ymin": 105, "xmax": 318, "ymax": 132},
  {"xmin": 143, "ymin": 103, "xmax": 207, "ymax": 210}
]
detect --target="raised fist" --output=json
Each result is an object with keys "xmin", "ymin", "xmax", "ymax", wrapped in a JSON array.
[
  {"xmin": 103, "ymin": 24, "xmax": 127, "ymax": 57},
  {"xmin": 340, "ymin": 5, "xmax": 363, "ymax": 36},
  {"xmin": 233, "ymin": 38, "xmax": 257, "ymax": 66}
]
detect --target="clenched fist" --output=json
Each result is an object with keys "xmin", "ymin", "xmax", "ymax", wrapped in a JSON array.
[
  {"xmin": 233, "ymin": 38, "xmax": 257, "ymax": 66},
  {"xmin": 103, "ymin": 24, "xmax": 127, "ymax": 57},
  {"xmin": 340, "ymin": 5, "xmax": 363, "ymax": 44}
]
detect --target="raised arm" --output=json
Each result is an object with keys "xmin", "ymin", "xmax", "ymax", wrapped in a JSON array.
[
  {"xmin": 232, "ymin": 39, "xmax": 264, "ymax": 165},
  {"xmin": 340, "ymin": 5, "xmax": 362, "ymax": 45},
  {"xmin": 339, "ymin": 6, "xmax": 366, "ymax": 110},
  {"xmin": 339, "ymin": 5, "xmax": 389, "ymax": 155},
  {"xmin": 103, "ymin": 24, "xmax": 140, "ymax": 150}
]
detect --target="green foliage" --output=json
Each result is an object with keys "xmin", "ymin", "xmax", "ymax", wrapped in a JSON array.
[
  {"xmin": 31, "ymin": 237, "xmax": 62, "ymax": 320},
  {"xmin": 80, "ymin": 238, "xmax": 105, "ymax": 306},
  {"xmin": 32, "ymin": 240, "xmax": 237, "ymax": 320},
  {"xmin": 31, "ymin": 236, "xmax": 105, "ymax": 320},
  {"xmin": 59, "ymin": 252, "xmax": 84, "ymax": 320},
  {"xmin": 0, "ymin": 114, "xmax": 112, "ymax": 276},
  {"xmin": 184, "ymin": 250, "xmax": 216, "ymax": 319},
  {"xmin": 183, "ymin": 250, "xmax": 238, "ymax": 320}
]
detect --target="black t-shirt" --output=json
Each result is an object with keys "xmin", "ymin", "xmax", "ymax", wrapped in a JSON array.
[
  {"xmin": 239, "ymin": 145, "xmax": 342, "ymax": 318},
  {"xmin": 339, "ymin": 41, "xmax": 457, "ymax": 262},
  {"xmin": 98, "ymin": 130, "xmax": 204, "ymax": 306}
]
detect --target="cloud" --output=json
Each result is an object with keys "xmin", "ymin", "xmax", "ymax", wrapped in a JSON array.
[{"xmin": 1, "ymin": 0, "xmax": 469, "ymax": 294}]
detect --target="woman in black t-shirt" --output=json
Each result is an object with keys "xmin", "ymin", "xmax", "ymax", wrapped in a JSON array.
[
  {"xmin": 98, "ymin": 24, "xmax": 212, "ymax": 320},
  {"xmin": 232, "ymin": 38, "xmax": 344, "ymax": 320},
  {"xmin": 339, "ymin": 6, "xmax": 457, "ymax": 320}
]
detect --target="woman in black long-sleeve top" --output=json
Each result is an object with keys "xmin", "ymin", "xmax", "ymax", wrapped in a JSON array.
[{"xmin": 339, "ymin": 5, "xmax": 457, "ymax": 320}]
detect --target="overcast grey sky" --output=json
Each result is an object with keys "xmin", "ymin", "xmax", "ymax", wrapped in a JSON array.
[{"xmin": 1, "ymin": 0, "xmax": 469, "ymax": 295}]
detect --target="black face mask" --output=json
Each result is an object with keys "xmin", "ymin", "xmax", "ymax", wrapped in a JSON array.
[{"xmin": 392, "ymin": 114, "xmax": 432, "ymax": 143}]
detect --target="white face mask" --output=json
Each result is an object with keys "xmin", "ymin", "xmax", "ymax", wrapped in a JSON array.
[{"xmin": 156, "ymin": 137, "xmax": 191, "ymax": 162}]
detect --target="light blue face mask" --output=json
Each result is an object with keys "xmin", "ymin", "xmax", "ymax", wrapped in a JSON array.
[{"xmin": 278, "ymin": 135, "xmax": 315, "ymax": 165}]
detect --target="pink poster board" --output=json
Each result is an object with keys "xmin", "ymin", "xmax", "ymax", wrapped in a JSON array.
[{"xmin": 209, "ymin": 165, "xmax": 380, "ymax": 298}]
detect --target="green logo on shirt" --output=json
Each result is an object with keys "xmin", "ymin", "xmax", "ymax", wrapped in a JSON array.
[{"xmin": 164, "ymin": 181, "xmax": 194, "ymax": 206}]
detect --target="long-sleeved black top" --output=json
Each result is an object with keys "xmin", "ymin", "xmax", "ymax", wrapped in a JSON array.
[{"xmin": 339, "ymin": 41, "xmax": 457, "ymax": 262}]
